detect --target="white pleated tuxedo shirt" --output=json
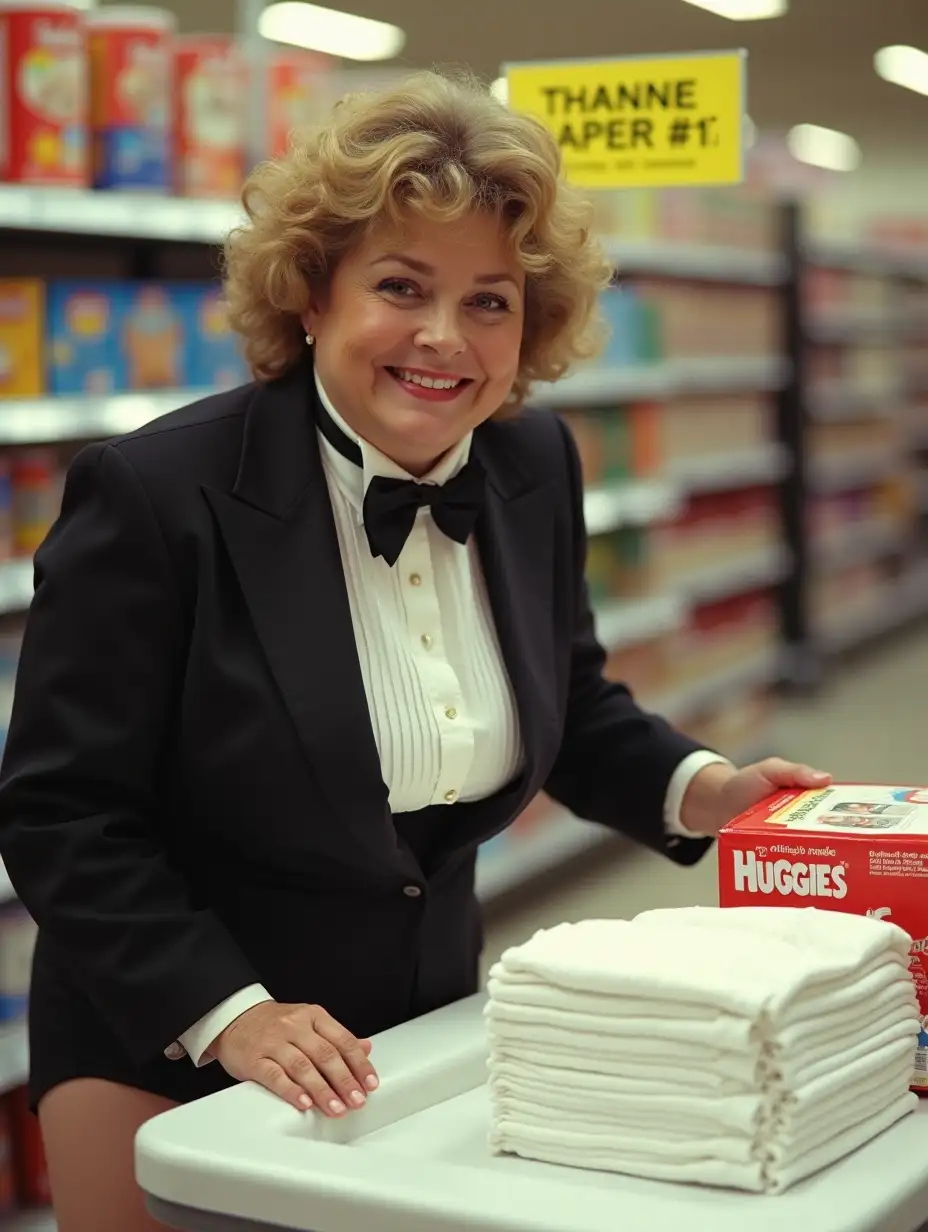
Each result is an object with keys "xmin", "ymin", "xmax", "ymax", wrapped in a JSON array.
[{"xmin": 171, "ymin": 376, "xmax": 727, "ymax": 1065}]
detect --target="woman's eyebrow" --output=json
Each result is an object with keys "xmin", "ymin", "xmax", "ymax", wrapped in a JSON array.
[{"xmin": 371, "ymin": 253, "xmax": 519, "ymax": 288}]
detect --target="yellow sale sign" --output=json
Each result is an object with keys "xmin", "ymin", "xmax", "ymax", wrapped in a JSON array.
[{"xmin": 504, "ymin": 51, "xmax": 746, "ymax": 189}]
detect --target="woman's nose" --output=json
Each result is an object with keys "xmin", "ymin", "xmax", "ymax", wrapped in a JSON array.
[{"xmin": 414, "ymin": 305, "xmax": 466, "ymax": 357}]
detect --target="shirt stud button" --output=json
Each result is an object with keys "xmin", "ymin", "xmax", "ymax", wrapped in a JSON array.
[
  {"xmin": 421, "ymin": 634, "xmax": 433, "ymax": 649},
  {"xmin": 445, "ymin": 706, "xmax": 457, "ymax": 720},
  {"xmin": 444, "ymin": 789, "xmax": 458, "ymax": 803},
  {"xmin": 403, "ymin": 885, "xmax": 422, "ymax": 898},
  {"xmin": 409, "ymin": 573, "xmax": 422, "ymax": 586}
]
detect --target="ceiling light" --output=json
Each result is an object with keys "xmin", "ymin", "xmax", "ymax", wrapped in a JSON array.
[
  {"xmin": 875, "ymin": 44, "xmax": 928, "ymax": 97},
  {"xmin": 257, "ymin": 2, "xmax": 405, "ymax": 61},
  {"xmin": 490, "ymin": 77, "xmax": 508, "ymax": 104},
  {"xmin": 786, "ymin": 124, "xmax": 861, "ymax": 173},
  {"xmin": 681, "ymin": 0, "xmax": 786, "ymax": 19}
]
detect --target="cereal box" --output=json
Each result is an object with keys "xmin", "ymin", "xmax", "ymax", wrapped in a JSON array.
[
  {"xmin": 172, "ymin": 34, "xmax": 246, "ymax": 199},
  {"xmin": 266, "ymin": 48, "xmax": 332, "ymax": 159},
  {"xmin": 0, "ymin": 2, "xmax": 88, "ymax": 185},
  {"xmin": 47, "ymin": 281, "xmax": 126, "ymax": 395},
  {"xmin": 121, "ymin": 283, "xmax": 184, "ymax": 390},
  {"xmin": 176, "ymin": 283, "xmax": 248, "ymax": 389},
  {"xmin": 87, "ymin": 6, "xmax": 174, "ymax": 191},
  {"xmin": 0, "ymin": 280, "xmax": 44, "ymax": 398},
  {"xmin": 719, "ymin": 783, "xmax": 928, "ymax": 1091}
]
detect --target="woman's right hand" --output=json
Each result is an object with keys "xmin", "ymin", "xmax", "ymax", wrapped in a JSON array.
[{"xmin": 210, "ymin": 1001, "xmax": 379, "ymax": 1116}]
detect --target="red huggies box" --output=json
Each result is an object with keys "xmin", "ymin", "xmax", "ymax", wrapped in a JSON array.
[{"xmin": 718, "ymin": 783, "xmax": 928, "ymax": 1091}]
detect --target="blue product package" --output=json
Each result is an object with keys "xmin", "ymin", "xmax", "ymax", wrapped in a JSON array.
[
  {"xmin": 47, "ymin": 282, "xmax": 128, "ymax": 396},
  {"xmin": 178, "ymin": 284, "xmax": 249, "ymax": 390},
  {"xmin": 121, "ymin": 283, "xmax": 186, "ymax": 390},
  {"xmin": 599, "ymin": 286, "xmax": 645, "ymax": 366},
  {"xmin": 94, "ymin": 128, "xmax": 170, "ymax": 192}
]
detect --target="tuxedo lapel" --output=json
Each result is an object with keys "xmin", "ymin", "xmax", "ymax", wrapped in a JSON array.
[
  {"xmin": 203, "ymin": 361, "xmax": 417, "ymax": 880},
  {"xmin": 472, "ymin": 420, "xmax": 560, "ymax": 798}
]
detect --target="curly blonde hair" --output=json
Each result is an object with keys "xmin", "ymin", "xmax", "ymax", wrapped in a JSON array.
[{"xmin": 224, "ymin": 69, "xmax": 611, "ymax": 412}]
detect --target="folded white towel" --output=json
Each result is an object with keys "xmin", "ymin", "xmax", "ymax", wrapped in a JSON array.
[
  {"xmin": 497, "ymin": 910, "xmax": 910, "ymax": 1021},
  {"xmin": 488, "ymin": 1051, "xmax": 915, "ymax": 1142},
  {"xmin": 489, "ymin": 1091, "xmax": 918, "ymax": 1194},
  {"xmin": 486, "ymin": 1024, "xmax": 766, "ymax": 1083},
  {"xmin": 487, "ymin": 954, "xmax": 910, "ymax": 1033},
  {"xmin": 490, "ymin": 1043, "xmax": 767, "ymax": 1090}
]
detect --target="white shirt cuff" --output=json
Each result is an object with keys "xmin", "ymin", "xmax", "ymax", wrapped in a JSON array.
[
  {"xmin": 664, "ymin": 751, "xmax": 734, "ymax": 839},
  {"xmin": 170, "ymin": 983, "xmax": 274, "ymax": 1068}
]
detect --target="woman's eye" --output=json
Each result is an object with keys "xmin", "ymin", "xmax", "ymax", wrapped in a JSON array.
[
  {"xmin": 378, "ymin": 279, "xmax": 418, "ymax": 298},
  {"xmin": 472, "ymin": 292, "xmax": 510, "ymax": 312}
]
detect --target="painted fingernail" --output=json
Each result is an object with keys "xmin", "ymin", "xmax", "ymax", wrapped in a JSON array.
[
  {"xmin": 298, "ymin": 1094, "xmax": 312, "ymax": 1109},
  {"xmin": 365, "ymin": 1075, "xmax": 379, "ymax": 1091},
  {"xmin": 350, "ymin": 1090, "xmax": 366, "ymax": 1107},
  {"xmin": 329, "ymin": 1099, "xmax": 346, "ymax": 1115}
]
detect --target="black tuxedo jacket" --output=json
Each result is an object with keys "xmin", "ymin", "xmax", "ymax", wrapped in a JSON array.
[{"xmin": 0, "ymin": 358, "xmax": 709, "ymax": 1091}]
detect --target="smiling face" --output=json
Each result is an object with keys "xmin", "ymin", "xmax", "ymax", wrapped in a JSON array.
[{"xmin": 302, "ymin": 210, "xmax": 525, "ymax": 476}]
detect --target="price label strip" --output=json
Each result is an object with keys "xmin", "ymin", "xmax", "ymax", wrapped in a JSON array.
[{"xmin": 504, "ymin": 50, "xmax": 747, "ymax": 189}]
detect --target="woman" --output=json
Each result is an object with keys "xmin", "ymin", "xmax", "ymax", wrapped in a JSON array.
[{"xmin": 0, "ymin": 71, "xmax": 829, "ymax": 1231}]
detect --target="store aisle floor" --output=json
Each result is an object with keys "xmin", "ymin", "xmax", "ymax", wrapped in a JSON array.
[{"xmin": 480, "ymin": 624, "xmax": 928, "ymax": 973}]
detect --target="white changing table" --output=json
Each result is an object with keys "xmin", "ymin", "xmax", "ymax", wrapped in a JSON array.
[{"xmin": 135, "ymin": 994, "xmax": 928, "ymax": 1232}]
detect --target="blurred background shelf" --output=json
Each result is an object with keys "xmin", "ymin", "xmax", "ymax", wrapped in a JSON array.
[
  {"xmin": 0, "ymin": 1212, "xmax": 56, "ymax": 1231},
  {"xmin": 601, "ymin": 239, "xmax": 788, "ymax": 286},
  {"xmin": 0, "ymin": 391, "xmax": 211, "ymax": 447},
  {"xmin": 0, "ymin": 1024, "xmax": 28, "ymax": 1100}
]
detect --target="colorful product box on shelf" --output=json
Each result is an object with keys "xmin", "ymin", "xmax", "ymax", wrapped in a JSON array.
[
  {"xmin": 12, "ymin": 448, "xmax": 62, "ymax": 556},
  {"xmin": 0, "ymin": 280, "xmax": 44, "ymax": 399},
  {"xmin": 122, "ymin": 283, "xmax": 185, "ymax": 390},
  {"xmin": 599, "ymin": 287, "xmax": 661, "ymax": 366},
  {"xmin": 172, "ymin": 35, "xmax": 247, "ymax": 199},
  {"xmin": 560, "ymin": 412, "xmax": 605, "ymax": 486},
  {"xmin": 0, "ymin": 904, "xmax": 37, "ymax": 1022},
  {"xmin": 266, "ymin": 48, "xmax": 332, "ymax": 159},
  {"xmin": 718, "ymin": 783, "xmax": 928, "ymax": 1091},
  {"xmin": 175, "ymin": 285, "xmax": 249, "ymax": 389},
  {"xmin": 0, "ymin": 2, "xmax": 88, "ymax": 186},
  {"xmin": 87, "ymin": 6, "xmax": 174, "ymax": 192},
  {"xmin": 0, "ymin": 460, "xmax": 13, "ymax": 561},
  {"xmin": 47, "ymin": 281, "xmax": 127, "ymax": 395}
]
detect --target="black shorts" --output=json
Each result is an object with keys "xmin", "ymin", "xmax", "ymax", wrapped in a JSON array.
[{"xmin": 27, "ymin": 933, "xmax": 238, "ymax": 1113}]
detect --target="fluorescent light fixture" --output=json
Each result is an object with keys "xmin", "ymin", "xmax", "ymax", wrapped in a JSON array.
[
  {"xmin": 875, "ymin": 44, "xmax": 928, "ymax": 97},
  {"xmin": 787, "ymin": 123, "xmax": 861, "ymax": 172},
  {"xmin": 682, "ymin": 0, "xmax": 786, "ymax": 18},
  {"xmin": 258, "ymin": 2, "xmax": 405, "ymax": 61},
  {"xmin": 490, "ymin": 77, "xmax": 508, "ymax": 104}
]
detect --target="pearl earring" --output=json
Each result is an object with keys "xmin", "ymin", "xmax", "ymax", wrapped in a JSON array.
[{"xmin": 305, "ymin": 333, "xmax": 315, "ymax": 346}]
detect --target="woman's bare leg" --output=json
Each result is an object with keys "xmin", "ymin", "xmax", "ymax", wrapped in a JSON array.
[{"xmin": 38, "ymin": 1078, "xmax": 178, "ymax": 1232}]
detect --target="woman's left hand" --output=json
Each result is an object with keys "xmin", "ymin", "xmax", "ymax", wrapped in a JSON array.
[{"xmin": 681, "ymin": 758, "xmax": 833, "ymax": 838}]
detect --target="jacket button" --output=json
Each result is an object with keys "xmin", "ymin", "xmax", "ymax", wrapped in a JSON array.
[{"xmin": 403, "ymin": 885, "xmax": 422, "ymax": 898}]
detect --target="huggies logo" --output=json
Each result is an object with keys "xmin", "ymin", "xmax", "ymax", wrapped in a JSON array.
[{"xmin": 732, "ymin": 849, "xmax": 848, "ymax": 899}]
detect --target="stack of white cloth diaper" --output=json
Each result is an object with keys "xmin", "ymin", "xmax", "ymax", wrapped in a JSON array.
[{"xmin": 487, "ymin": 906, "xmax": 920, "ymax": 1194}]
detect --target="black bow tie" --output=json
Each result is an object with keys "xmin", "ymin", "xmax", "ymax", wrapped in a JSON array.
[{"xmin": 313, "ymin": 389, "xmax": 486, "ymax": 567}]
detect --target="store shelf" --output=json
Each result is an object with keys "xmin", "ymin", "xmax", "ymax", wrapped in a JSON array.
[
  {"xmin": 0, "ymin": 390, "xmax": 211, "ymax": 447},
  {"xmin": 475, "ymin": 809, "xmax": 612, "ymax": 900},
  {"xmin": 672, "ymin": 544, "xmax": 791, "ymax": 607},
  {"xmin": 0, "ymin": 1021, "xmax": 28, "ymax": 1098},
  {"xmin": 0, "ymin": 561, "xmax": 33, "ymax": 616},
  {"xmin": 813, "ymin": 518, "xmax": 907, "ymax": 573},
  {"xmin": 0, "ymin": 184, "xmax": 240, "ymax": 243},
  {"xmin": 648, "ymin": 647, "xmax": 781, "ymax": 723},
  {"xmin": 803, "ymin": 241, "xmax": 928, "ymax": 282},
  {"xmin": 0, "ymin": 1211, "xmax": 56, "ymax": 1231},
  {"xmin": 582, "ymin": 479, "xmax": 680, "ymax": 534},
  {"xmin": 820, "ymin": 560, "xmax": 928, "ymax": 654},
  {"xmin": 808, "ymin": 384, "xmax": 901, "ymax": 423},
  {"xmin": 809, "ymin": 450, "xmax": 903, "ymax": 493},
  {"xmin": 667, "ymin": 442, "xmax": 790, "ymax": 492},
  {"xmin": 533, "ymin": 355, "xmax": 790, "ymax": 408},
  {"xmin": 602, "ymin": 238, "xmax": 787, "ymax": 286},
  {"xmin": 0, "ymin": 863, "xmax": 14, "ymax": 907},
  {"xmin": 807, "ymin": 314, "xmax": 910, "ymax": 346},
  {"xmin": 593, "ymin": 593, "xmax": 685, "ymax": 652}
]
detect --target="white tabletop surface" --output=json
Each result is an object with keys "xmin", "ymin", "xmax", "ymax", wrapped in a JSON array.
[{"xmin": 136, "ymin": 994, "xmax": 928, "ymax": 1232}]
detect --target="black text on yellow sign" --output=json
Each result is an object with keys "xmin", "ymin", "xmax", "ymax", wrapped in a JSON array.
[{"xmin": 504, "ymin": 51, "xmax": 746, "ymax": 189}]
